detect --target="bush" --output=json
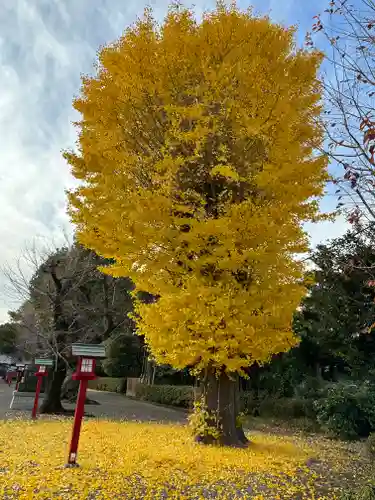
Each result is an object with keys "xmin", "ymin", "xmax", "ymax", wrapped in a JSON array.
[
  {"xmin": 340, "ymin": 483, "xmax": 375, "ymax": 500},
  {"xmin": 88, "ymin": 377, "xmax": 125, "ymax": 393},
  {"xmin": 366, "ymin": 433, "xmax": 375, "ymax": 458},
  {"xmin": 239, "ymin": 391, "xmax": 259, "ymax": 415},
  {"xmin": 239, "ymin": 393, "xmax": 317, "ymax": 420},
  {"xmin": 294, "ymin": 376, "xmax": 326, "ymax": 399},
  {"xmin": 135, "ymin": 384, "xmax": 194, "ymax": 408},
  {"xmin": 314, "ymin": 382, "xmax": 375, "ymax": 440},
  {"xmin": 258, "ymin": 397, "xmax": 308, "ymax": 419}
]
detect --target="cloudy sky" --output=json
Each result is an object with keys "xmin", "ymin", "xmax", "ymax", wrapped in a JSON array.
[{"xmin": 0, "ymin": 0, "xmax": 349, "ymax": 321}]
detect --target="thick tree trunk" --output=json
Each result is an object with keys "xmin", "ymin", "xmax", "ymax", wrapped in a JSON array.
[
  {"xmin": 141, "ymin": 354, "xmax": 154, "ymax": 385},
  {"xmin": 61, "ymin": 371, "xmax": 80, "ymax": 402},
  {"xmin": 61, "ymin": 371, "xmax": 98, "ymax": 405},
  {"xmin": 196, "ymin": 369, "xmax": 250, "ymax": 448},
  {"xmin": 40, "ymin": 362, "xmax": 66, "ymax": 414}
]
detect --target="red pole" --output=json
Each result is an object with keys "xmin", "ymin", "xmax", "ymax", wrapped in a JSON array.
[
  {"xmin": 32, "ymin": 376, "xmax": 43, "ymax": 419},
  {"xmin": 66, "ymin": 378, "xmax": 88, "ymax": 467}
]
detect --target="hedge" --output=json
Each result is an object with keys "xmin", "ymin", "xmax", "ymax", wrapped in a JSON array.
[
  {"xmin": 88, "ymin": 377, "xmax": 126, "ymax": 393},
  {"xmin": 314, "ymin": 381, "xmax": 375, "ymax": 439},
  {"xmin": 135, "ymin": 384, "xmax": 195, "ymax": 408},
  {"xmin": 258, "ymin": 397, "xmax": 316, "ymax": 419},
  {"xmin": 133, "ymin": 385, "xmax": 260, "ymax": 411},
  {"xmin": 132, "ymin": 385, "xmax": 316, "ymax": 421}
]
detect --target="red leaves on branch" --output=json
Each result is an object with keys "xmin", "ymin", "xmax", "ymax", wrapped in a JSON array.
[
  {"xmin": 360, "ymin": 117, "xmax": 375, "ymax": 131},
  {"xmin": 359, "ymin": 118, "xmax": 375, "ymax": 161},
  {"xmin": 312, "ymin": 15, "xmax": 323, "ymax": 32},
  {"xmin": 343, "ymin": 165, "xmax": 359, "ymax": 188},
  {"xmin": 369, "ymin": 144, "xmax": 375, "ymax": 164},
  {"xmin": 348, "ymin": 209, "xmax": 360, "ymax": 225},
  {"xmin": 363, "ymin": 128, "xmax": 375, "ymax": 145}
]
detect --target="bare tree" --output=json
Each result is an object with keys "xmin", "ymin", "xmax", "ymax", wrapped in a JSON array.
[
  {"xmin": 7, "ymin": 301, "xmax": 47, "ymax": 360},
  {"xmin": 2, "ymin": 240, "xmax": 101, "ymax": 413},
  {"xmin": 3, "ymin": 238, "xmax": 139, "ymax": 413},
  {"xmin": 307, "ymin": 0, "xmax": 375, "ymax": 228}
]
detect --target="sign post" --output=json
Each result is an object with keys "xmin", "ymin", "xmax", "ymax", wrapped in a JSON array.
[
  {"xmin": 65, "ymin": 343, "xmax": 106, "ymax": 468},
  {"xmin": 32, "ymin": 359, "xmax": 53, "ymax": 419}
]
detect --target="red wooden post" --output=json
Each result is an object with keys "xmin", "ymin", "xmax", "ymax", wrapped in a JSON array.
[
  {"xmin": 32, "ymin": 376, "xmax": 43, "ymax": 419},
  {"xmin": 65, "ymin": 343, "xmax": 105, "ymax": 468},
  {"xmin": 31, "ymin": 359, "xmax": 53, "ymax": 419},
  {"xmin": 66, "ymin": 378, "xmax": 88, "ymax": 467}
]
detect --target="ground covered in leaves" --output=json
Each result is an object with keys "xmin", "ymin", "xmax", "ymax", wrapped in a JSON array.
[{"xmin": 0, "ymin": 418, "xmax": 371, "ymax": 499}]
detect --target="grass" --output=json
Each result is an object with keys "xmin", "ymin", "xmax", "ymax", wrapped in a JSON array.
[{"xmin": 0, "ymin": 417, "xmax": 372, "ymax": 499}]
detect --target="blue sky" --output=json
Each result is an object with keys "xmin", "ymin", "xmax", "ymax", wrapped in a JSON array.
[{"xmin": 0, "ymin": 0, "xmax": 349, "ymax": 321}]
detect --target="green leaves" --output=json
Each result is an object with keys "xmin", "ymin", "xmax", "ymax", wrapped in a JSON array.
[{"xmin": 293, "ymin": 230, "xmax": 375, "ymax": 376}]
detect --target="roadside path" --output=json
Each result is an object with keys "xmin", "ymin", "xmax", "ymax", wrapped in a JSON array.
[{"xmin": 0, "ymin": 382, "xmax": 187, "ymax": 423}]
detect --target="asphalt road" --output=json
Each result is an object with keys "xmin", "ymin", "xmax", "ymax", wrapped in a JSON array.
[{"xmin": 0, "ymin": 382, "xmax": 188, "ymax": 423}]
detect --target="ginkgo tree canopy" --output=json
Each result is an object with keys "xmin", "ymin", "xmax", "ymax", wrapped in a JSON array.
[{"xmin": 65, "ymin": 2, "xmax": 329, "ymax": 375}]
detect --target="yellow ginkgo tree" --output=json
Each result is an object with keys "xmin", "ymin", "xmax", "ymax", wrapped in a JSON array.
[{"xmin": 64, "ymin": 1, "xmax": 329, "ymax": 447}]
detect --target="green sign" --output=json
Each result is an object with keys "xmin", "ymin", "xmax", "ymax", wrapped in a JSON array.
[
  {"xmin": 34, "ymin": 358, "xmax": 54, "ymax": 366},
  {"xmin": 71, "ymin": 344, "xmax": 106, "ymax": 358}
]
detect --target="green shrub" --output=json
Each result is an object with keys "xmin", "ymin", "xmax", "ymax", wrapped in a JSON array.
[
  {"xmin": 88, "ymin": 377, "xmax": 125, "ymax": 393},
  {"xmin": 258, "ymin": 397, "xmax": 307, "ymax": 419},
  {"xmin": 301, "ymin": 398, "xmax": 318, "ymax": 419},
  {"xmin": 294, "ymin": 376, "xmax": 326, "ymax": 399},
  {"xmin": 340, "ymin": 483, "xmax": 375, "ymax": 500},
  {"xmin": 314, "ymin": 382, "xmax": 375, "ymax": 440},
  {"xmin": 239, "ymin": 393, "xmax": 316, "ymax": 420},
  {"xmin": 239, "ymin": 391, "xmax": 259, "ymax": 415},
  {"xmin": 366, "ymin": 433, "xmax": 375, "ymax": 457},
  {"xmin": 135, "ymin": 384, "xmax": 194, "ymax": 408},
  {"xmin": 264, "ymin": 397, "xmax": 314, "ymax": 419}
]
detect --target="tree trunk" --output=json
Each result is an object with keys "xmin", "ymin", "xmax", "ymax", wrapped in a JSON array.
[
  {"xmin": 61, "ymin": 370, "xmax": 80, "ymax": 402},
  {"xmin": 195, "ymin": 369, "xmax": 250, "ymax": 448},
  {"xmin": 61, "ymin": 371, "xmax": 97, "ymax": 404},
  {"xmin": 151, "ymin": 363, "xmax": 156, "ymax": 385},
  {"xmin": 40, "ymin": 362, "xmax": 66, "ymax": 414},
  {"xmin": 141, "ymin": 355, "xmax": 154, "ymax": 385}
]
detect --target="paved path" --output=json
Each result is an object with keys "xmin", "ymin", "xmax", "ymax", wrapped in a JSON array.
[{"xmin": 0, "ymin": 382, "xmax": 187, "ymax": 424}]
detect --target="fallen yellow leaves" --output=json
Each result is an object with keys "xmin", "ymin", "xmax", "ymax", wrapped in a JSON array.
[{"xmin": 0, "ymin": 419, "xmax": 367, "ymax": 499}]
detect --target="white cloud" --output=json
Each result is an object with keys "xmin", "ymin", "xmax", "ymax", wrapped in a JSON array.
[{"xmin": 0, "ymin": 0, "xmax": 349, "ymax": 323}]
